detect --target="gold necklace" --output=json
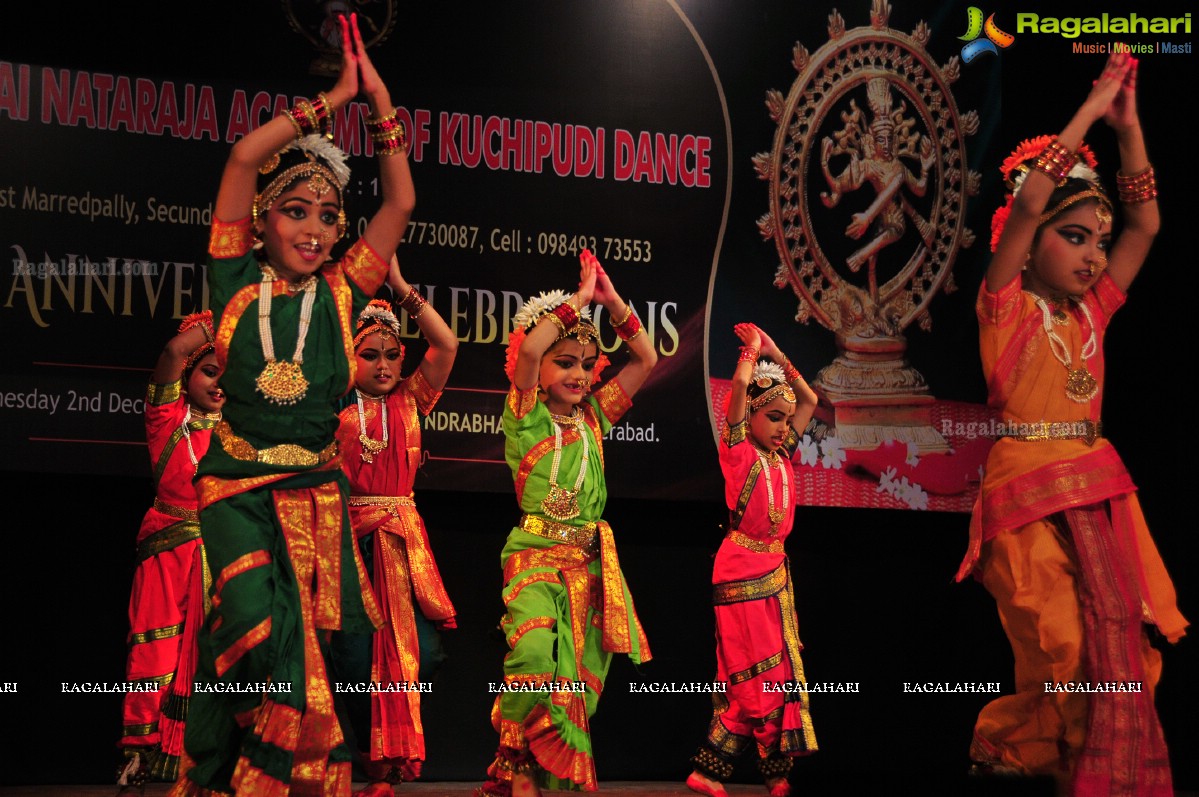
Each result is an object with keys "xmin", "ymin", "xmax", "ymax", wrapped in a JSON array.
[
  {"xmin": 255, "ymin": 265, "xmax": 318, "ymax": 405},
  {"xmin": 754, "ymin": 446, "xmax": 789, "ymax": 536},
  {"xmin": 1035, "ymin": 296, "xmax": 1099, "ymax": 403},
  {"xmin": 540, "ymin": 408, "xmax": 588, "ymax": 521},
  {"xmin": 355, "ymin": 389, "xmax": 388, "ymax": 463}
]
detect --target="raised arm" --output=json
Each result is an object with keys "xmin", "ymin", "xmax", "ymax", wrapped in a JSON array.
[
  {"xmin": 1102, "ymin": 57, "xmax": 1158, "ymax": 292},
  {"xmin": 214, "ymin": 17, "xmax": 357, "ymax": 223},
  {"xmin": 588, "ymin": 250, "xmax": 658, "ymax": 398},
  {"xmin": 987, "ymin": 51, "xmax": 1132, "ymax": 292},
  {"xmin": 512, "ymin": 256, "xmax": 597, "ymax": 391},
  {"xmin": 756, "ymin": 325, "xmax": 818, "ymax": 434},
  {"xmin": 726, "ymin": 323, "xmax": 760, "ymax": 428},
  {"xmin": 352, "ymin": 13, "xmax": 416, "ymax": 261},
  {"xmin": 388, "ymin": 256, "xmax": 457, "ymax": 392},
  {"xmin": 152, "ymin": 314, "xmax": 212, "ymax": 385}
]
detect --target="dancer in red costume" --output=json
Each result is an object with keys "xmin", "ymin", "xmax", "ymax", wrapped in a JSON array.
[
  {"xmin": 117, "ymin": 312, "xmax": 224, "ymax": 795},
  {"xmin": 687, "ymin": 324, "xmax": 818, "ymax": 797},
  {"xmin": 958, "ymin": 51, "xmax": 1186, "ymax": 795},
  {"xmin": 331, "ymin": 256, "xmax": 458, "ymax": 796}
]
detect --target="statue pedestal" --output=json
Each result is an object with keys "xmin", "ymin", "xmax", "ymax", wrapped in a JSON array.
[{"xmin": 813, "ymin": 333, "xmax": 949, "ymax": 453}]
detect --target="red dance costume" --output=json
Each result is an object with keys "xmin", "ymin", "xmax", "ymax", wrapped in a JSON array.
[{"xmin": 120, "ymin": 378, "xmax": 219, "ymax": 782}]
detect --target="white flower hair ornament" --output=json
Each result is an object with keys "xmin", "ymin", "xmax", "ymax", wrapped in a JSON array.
[
  {"xmin": 748, "ymin": 360, "xmax": 796, "ymax": 411},
  {"xmin": 286, "ymin": 134, "xmax": 351, "ymax": 188},
  {"xmin": 751, "ymin": 360, "xmax": 786, "ymax": 389},
  {"xmin": 511, "ymin": 290, "xmax": 594, "ymax": 332}
]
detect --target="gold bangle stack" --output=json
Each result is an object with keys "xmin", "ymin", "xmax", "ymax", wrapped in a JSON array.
[
  {"xmin": 366, "ymin": 111, "xmax": 408, "ymax": 157},
  {"xmin": 399, "ymin": 287, "xmax": 428, "ymax": 319},
  {"xmin": 284, "ymin": 93, "xmax": 331, "ymax": 139},
  {"xmin": 1116, "ymin": 165, "xmax": 1157, "ymax": 204}
]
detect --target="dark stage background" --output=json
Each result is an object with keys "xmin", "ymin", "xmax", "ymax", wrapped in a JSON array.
[{"xmin": 1, "ymin": 1, "xmax": 1194, "ymax": 794}]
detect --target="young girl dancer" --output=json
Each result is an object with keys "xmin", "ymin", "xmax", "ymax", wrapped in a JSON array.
[
  {"xmin": 173, "ymin": 13, "xmax": 415, "ymax": 796},
  {"xmin": 957, "ymin": 51, "xmax": 1186, "ymax": 793},
  {"xmin": 686, "ymin": 324, "xmax": 818, "ymax": 797},
  {"xmin": 479, "ymin": 250, "xmax": 656, "ymax": 797},
  {"xmin": 117, "ymin": 312, "xmax": 224, "ymax": 794},
  {"xmin": 332, "ymin": 256, "xmax": 458, "ymax": 796}
]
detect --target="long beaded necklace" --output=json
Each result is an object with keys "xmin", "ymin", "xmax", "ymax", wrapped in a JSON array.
[
  {"xmin": 755, "ymin": 447, "xmax": 789, "ymax": 536},
  {"xmin": 1035, "ymin": 296, "xmax": 1099, "ymax": 402},
  {"xmin": 255, "ymin": 266, "xmax": 318, "ymax": 405},
  {"xmin": 181, "ymin": 405, "xmax": 222, "ymax": 475},
  {"xmin": 540, "ymin": 408, "xmax": 589, "ymax": 521},
  {"xmin": 355, "ymin": 389, "xmax": 388, "ymax": 463}
]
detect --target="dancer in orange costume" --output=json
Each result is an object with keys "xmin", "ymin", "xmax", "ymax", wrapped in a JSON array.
[{"xmin": 958, "ymin": 51, "xmax": 1186, "ymax": 795}]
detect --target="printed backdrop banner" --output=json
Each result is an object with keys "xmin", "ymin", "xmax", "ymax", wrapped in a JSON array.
[{"xmin": 2, "ymin": 0, "xmax": 1190, "ymax": 507}]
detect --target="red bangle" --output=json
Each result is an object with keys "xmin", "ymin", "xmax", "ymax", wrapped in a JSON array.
[
  {"xmin": 552, "ymin": 301, "xmax": 579, "ymax": 331},
  {"xmin": 782, "ymin": 358, "xmax": 802, "ymax": 384},
  {"xmin": 738, "ymin": 346, "xmax": 759, "ymax": 364},
  {"xmin": 611, "ymin": 309, "xmax": 642, "ymax": 341},
  {"xmin": 366, "ymin": 112, "xmax": 408, "ymax": 157},
  {"xmin": 1032, "ymin": 139, "xmax": 1078, "ymax": 185}
]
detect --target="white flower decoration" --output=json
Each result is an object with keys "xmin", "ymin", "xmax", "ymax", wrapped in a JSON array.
[
  {"xmin": 899, "ymin": 478, "xmax": 929, "ymax": 510},
  {"xmin": 285, "ymin": 134, "xmax": 351, "ymax": 187},
  {"xmin": 751, "ymin": 360, "xmax": 786, "ymax": 385},
  {"xmin": 358, "ymin": 303, "xmax": 401, "ymax": 336},
  {"xmin": 877, "ymin": 466, "xmax": 898, "ymax": 494},
  {"xmin": 905, "ymin": 442, "xmax": 921, "ymax": 467},
  {"xmin": 820, "ymin": 435, "xmax": 846, "ymax": 470},
  {"xmin": 511, "ymin": 290, "xmax": 592, "ymax": 332},
  {"xmin": 798, "ymin": 435, "xmax": 819, "ymax": 467}
]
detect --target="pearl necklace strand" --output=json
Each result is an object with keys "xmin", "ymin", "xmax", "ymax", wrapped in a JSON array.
[
  {"xmin": 1035, "ymin": 296, "xmax": 1099, "ymax": 403},
  {"xmin": 540, "ymin": 409, "xmax": 589, "ymax": 521},
  {"xmin": 355, "ymin": 389, "xmax": 388, "ymax": 463},
  {"xmin": 755, "ymin": 447, "xmax": 789, "ymax": 535},
  {"xmin": 255, "ymin": 268, "xmax": 318, "ymax": 405}
]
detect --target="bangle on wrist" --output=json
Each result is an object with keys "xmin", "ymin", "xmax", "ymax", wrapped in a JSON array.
[
  {"xmin": 1116, "ymin": 165, "xmax": 1157, "ymax": 204},
  {"xmin": 610, "ymin": 307, "xmax": 641, "ymax": 341},
  {"xmin": 738, "ymin": 346, "xmax": 760, "ymax": 364},
  {"xmin": 781, "ymin": 357, "xmax": 802, "ymax": 384},
  {"xmin": 283, "ymin": 95, "xmax": 332, "ymax": 139},
  {"xmin": 551, "ymin": 301, "xmax": 579, "ymax": 332},
  {"xmin": 1032, "ymin": 138, "xmax": 1079, "ymax": 185},
  {"xmin": 399, "ymin": 287, "xmax": 428, "ymax": 319},
  {"xmin": 366, "ymin": 111, "xmax": 408, "ymax": 157}
]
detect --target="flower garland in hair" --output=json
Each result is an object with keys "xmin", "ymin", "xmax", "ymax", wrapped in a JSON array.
[
  {"xmin": 990, "ymin": 135, "xmax": 1101, "ymax": 252},
  {"xmin": 354, "ymin": 298, "xmax": 404, "ymax": 362},
  {"xmin": 503, "ymin": 291, "xmax": 609, "ymax": 386}
]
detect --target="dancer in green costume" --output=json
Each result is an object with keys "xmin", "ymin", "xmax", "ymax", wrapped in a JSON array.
[
  {"xmin": 172, "ymin": 13, "xmax": 415, "ymax": 796},
  {"xmin": 480, "ymin": 250, "xmax": 657, "ymax": 797}
]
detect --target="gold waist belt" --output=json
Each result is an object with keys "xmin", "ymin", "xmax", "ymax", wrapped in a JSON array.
[
  {"xmin": 726, "ymin": 530, "xmax": 785, "ymax": 554},
  {"xmin": 215, "ymin": 420, "xmax": 338, "ymax": 467},
  {"xmin": 153, "ymin": 497, "xmax": 199, "ymax": 522},
  {"xmin": 348, "ymin": 495, "xmax": 416, "ymax": 508},
  {"xmin": 1000, "ymin": 419, "xmax": 1102, "ymax": 446},
  {"xmin": 519, "ymin": 514, "xmax": 598, "ymax": 550}
]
